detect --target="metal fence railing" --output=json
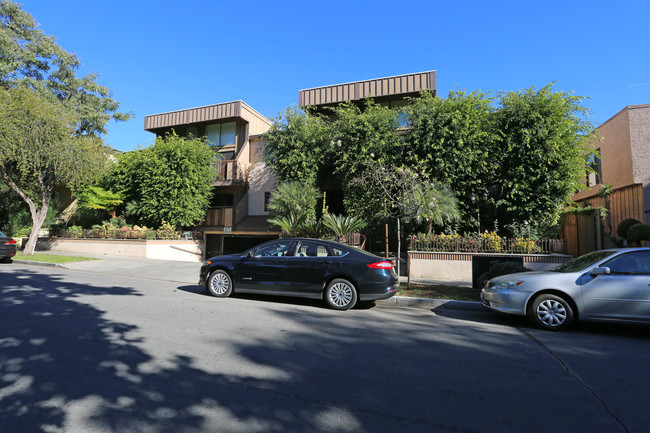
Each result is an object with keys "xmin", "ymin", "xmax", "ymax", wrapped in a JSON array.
[{"xmin": 410, "ymin": 235, "xmax": 567, "ymax": 254}]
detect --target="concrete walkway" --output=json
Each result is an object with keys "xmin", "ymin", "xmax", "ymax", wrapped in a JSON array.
[{"xmin": 12, "ymin": 252, "xmax": 486, "ymax": 312}]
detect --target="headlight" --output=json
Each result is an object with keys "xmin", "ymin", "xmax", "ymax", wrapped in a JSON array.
[
  {"xmin": 202, "ymin": 260, "xmax": 212, "ymax": 266},
  {"xmin": 493, "ymin": 281, "xmax": 525, "ymax": 290}
]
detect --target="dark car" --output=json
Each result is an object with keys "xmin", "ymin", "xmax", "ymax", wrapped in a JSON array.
[
  {"xmin": 199, "ymin": 238, "xmax": 399, "ymax": 310},
  {"xmin": 0, "ymin": 231, "xmax": 17, "ymax": 263}
]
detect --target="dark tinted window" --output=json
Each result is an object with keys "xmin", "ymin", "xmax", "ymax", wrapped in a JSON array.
[
  {"xmin": 602, "ymin": 251, "xmax": 650, "ymax": 275},
  {"xmin": 254, "ymin": 240, "xmax": 293, "ymax": 257}
]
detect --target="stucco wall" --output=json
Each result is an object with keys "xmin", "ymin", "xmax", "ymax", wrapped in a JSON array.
[
  {"xmin": 629, "ymin": 105, "xmax": 650, "ymax": 223},
  {"xmin": 37, "ymin": 239, "xmax": 204, "ymax": 262},
  {"xmin": 248, "ymin": 162, "xmax": 276, "ymax": 216}
]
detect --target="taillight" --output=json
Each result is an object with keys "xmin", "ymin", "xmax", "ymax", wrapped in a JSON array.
[
  {"xmin": 4, "ymin": 239, "xmax": 16, "ymax": 245},
  {"xmin": 367, "ymin": 261, "xmax": 393, "ymax": 270}
]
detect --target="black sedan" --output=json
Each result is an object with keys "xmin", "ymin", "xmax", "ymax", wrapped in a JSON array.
[
  {"xmin": 0, "ymin": 231, "xmax": 17, "ymax": 263},
  {"xmin": 199, "ymin": 238, "xmax": 399, "ymax": 310}
]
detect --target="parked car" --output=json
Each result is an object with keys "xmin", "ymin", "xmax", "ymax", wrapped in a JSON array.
[
  {"xmin": 199, "ymin": 238, "xmax": 399, "ymax": 310},
  {"xmin": 0, "ymin": 231, "xmax": 17, "ymax": 263},
  {"xmin": 481, "ymin": 248, "xmax": 650, "ymax": 331}
]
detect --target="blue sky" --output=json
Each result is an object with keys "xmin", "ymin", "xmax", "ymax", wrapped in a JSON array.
[{"xmin": 17, "ymin": 0, "xmax": 650, "ymax": 152}]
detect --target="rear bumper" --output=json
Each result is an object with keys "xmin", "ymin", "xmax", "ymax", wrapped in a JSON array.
[{"xmin": 358, "ymin": 274, "xmax": 399, "ymax": 301}]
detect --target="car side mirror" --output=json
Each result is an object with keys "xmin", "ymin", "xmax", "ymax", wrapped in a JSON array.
[
  {"xmin": 246, "ymin": 251, "xmax": 255, "ymax": 259},
  {"xmin": 590, "ymin": 267, "xmax": 611, "ymax": 276}
]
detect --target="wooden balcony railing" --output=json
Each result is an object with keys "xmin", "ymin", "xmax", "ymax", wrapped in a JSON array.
[
  {"xmin": 215, "ymin": 160, "xmax": 245, "ymax": 183},
  {"xmin": 203, "ymin": 208, "xmax": 234, "ymax": 227}
]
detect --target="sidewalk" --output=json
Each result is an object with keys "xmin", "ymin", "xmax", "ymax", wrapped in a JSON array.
[{"xmin": 12, "ymin": 253, "xmax": 485, "ymax": 312}]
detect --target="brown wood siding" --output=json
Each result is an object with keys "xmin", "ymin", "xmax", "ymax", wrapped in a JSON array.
[
  {"xmin": 299, "ymin": 70, "xmax": 436, "ymax": 107},
  {"xmin": 144, "ymin": 101, "xmax": 270, "ymax": 132},
  {"xmin": 562, "ymin": 183, "xmax": 645, "ymax": 255}
]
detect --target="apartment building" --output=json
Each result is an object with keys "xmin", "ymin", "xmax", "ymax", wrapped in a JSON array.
[
  {"xmin": 564, "ymin": 104, "xmax": 650, "ymax": 255},
  {"xmin": 144, "ymin": 100, "xmax": 278, "ymax": 257}
]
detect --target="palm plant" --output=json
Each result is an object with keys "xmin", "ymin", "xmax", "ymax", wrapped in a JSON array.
[
  {"xmin": 322, "ymin": 214, "xmax": 366, "ymax": 241},
  {"xmin": 413, "ymin": 181, "xmax": 461, "ymax": 234},
  {"xmin": 267, "ymin": 214, "xmax": 304, "ymax": 237}
]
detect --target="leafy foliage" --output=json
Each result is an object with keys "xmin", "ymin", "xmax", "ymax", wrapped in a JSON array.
[
  {"xmin": 617, "ymin": 218, "xmax": 642, "ymax": 240},
  {"xmin": 322, "ymin": 214, "xmax": 367, "ymax": 240},
  {"xmin": 78, "ymin": 186, "xmax": 124, "ymax": 218},
  {"xmin": 492, "ymin": 84, "xmax": 597, "ymax": 225},
  {"xmin": 263, "ymin": 107, "xmax": 331, "ymax": 184},
  {"xmin": 108, "ymin": 132, "xmax": 216, "ymax": 228},
  {"xmin": 0, "ymin": 1, "xmax": 131, "ymax": 135},
  {"xmin": 627, "ymin": 224, "xmax": 650, "ymax": 243},
  {"xmin": 477, "ymin": 261, "xmax": 530, "ymax": 289},
  {"xmin": 0, "ymin": 87, "xmax": 109, "ymax": 253}
]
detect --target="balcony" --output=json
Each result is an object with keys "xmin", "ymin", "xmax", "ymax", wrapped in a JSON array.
[
  {"xmin": 214, "ymin": 160, "xmax": 246, "ymax": 185},
  {"xmin": 202, "ymin": 208, "xmax": 234, "ymax": 228}
]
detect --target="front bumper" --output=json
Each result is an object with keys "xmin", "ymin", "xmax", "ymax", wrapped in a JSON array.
[{"xmin": 480, "ymin": 287, "xmax": 530, "ymax": 316}]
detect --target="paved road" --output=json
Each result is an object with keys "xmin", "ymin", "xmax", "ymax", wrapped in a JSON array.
[{"xmin": 1, "ymin": 262, "xmax": 649, "ymax": 432}]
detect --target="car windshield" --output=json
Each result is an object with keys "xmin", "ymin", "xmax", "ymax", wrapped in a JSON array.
[
  {"xmin": 551, "ymin": 250, "xmax": 617, "ymax": 273},
  {"xmin": 0, "ymin": 231, "xmax": 6, "ymax": 237}
]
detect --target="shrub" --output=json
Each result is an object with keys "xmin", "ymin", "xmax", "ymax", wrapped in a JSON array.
[
  {"xmin": 617, "ymin": 218, "xmax": 642, "ymax": 239},
  {"xmin": 627, "ymin": 223, "xmax": 650, "ymax": 243},
  {"xmin": 477, "ymin": 261, "xmax": 530, "ymax": 288}
]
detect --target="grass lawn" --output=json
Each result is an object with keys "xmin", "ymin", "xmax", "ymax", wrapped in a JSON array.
[
  {"xmin": 13, "ymin": 252, "xmax": 99, "ymax": 264},
  {"xmin": 398, "ymin": 283, "xmax": 481, "ymax": 302}
]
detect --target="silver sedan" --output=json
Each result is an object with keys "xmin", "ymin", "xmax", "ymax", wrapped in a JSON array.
[{"xmin": 481, "ymin": 248, "xmax": 650, "ymax": 331}]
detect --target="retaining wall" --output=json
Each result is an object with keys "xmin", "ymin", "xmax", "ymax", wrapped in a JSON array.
[{"xmin": 36, "ymin": 238, "xmax": 204, "ymax": 262}]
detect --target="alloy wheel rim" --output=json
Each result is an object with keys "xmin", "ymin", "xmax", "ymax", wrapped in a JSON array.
[
  {"xmin": 329, "ymin": 282, "xmax": 353, "ymax": 307},
  {"xmin": 210, "ymin": 273, "xmax": 230, "ymax": 294},
  {"xmin": 536, "ymin": 299, "xmax": 567, "ymax": 327}
]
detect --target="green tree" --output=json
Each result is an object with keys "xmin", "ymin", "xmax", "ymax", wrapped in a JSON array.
[
  {"xmin": 0, "ymin": 87, "xmax": 109, "ymax": 254},
  {"xmin": 108, "ymin": 133, "xmax": 216, "ymax": 228},
  {"xmin": 412, "ymin": 181, "xmax": 461, "ymax": 234},
  {"xmin": 263, "ymin": 107, "xmax": 332, "ymax": 184},
  {"xmin": 492, "ymin": 84, "xmax": 597, "ymax": 225},
  {"xmin": 78, "ymin": 186, "xmax": 125, "ymax": 219},
  {"xmin": 405, "ymin": 90, "xmax": 496, "ymax": 231},
  {"xmin": 0, "ymin": 2, "xmax": 130, "ymax": 254},
  {"xmin": 0, "ymin": 1, "xmax": 130, "ymax": 134}
]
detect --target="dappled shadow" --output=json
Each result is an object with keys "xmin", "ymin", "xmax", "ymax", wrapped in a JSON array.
[{"xmin": 2, "ymin": 266, "xmax": 649, "ymax": 432}]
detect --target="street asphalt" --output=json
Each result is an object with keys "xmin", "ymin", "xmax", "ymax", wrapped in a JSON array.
[{"xmin": 11, "ymin": 252, "xmax": 487, "ymax": 312}]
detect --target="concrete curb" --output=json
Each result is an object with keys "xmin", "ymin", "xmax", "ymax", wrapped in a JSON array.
[
  {"xmin": 11, "ymin": 259, "xmax": 65, "ymax": 269},
  {"xmin": 377, "ymin": 296, "xmax": 487, "ymax": 311}
]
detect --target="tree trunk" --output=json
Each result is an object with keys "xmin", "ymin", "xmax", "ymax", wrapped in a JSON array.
[
  {"xmin": 396, "ymin": 217, "xmax": 401, "ymax": 277},
  {"xmin": 0, "ymin": 166, "xmax": 50, "ymax": 256}
]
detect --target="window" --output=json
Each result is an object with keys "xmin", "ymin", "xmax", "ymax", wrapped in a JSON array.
[
  {"xmin": 264, "ymin": 192, "xmax": 272, "ymax": 212},
  {"xmin": 294, "ymin": 240, "xmax": 330, "ymax": 257},
  {"xmin": 206, "ymin": 122, "xmax": 237, "ymax": 148},
  {"xmin": 254, "ymin": 240, "xmax": 293, "ymax": 257},
  {"xmin": 603, "ymin": 251, "xmax": 650, "ymax": 275},
  {"xmin": 210, "ymin": 193, "xmax": 234, "ymax": 207}
]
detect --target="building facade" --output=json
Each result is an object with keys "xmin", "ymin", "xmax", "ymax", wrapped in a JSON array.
[
  {"xmin": 144, "ymin": 71, "xmax": 437, "ymax": 256},
  {"xmin": 564, "ymin": 104, "xmax": 650, "ymax": 255},
  {"xmin": 144, "ymin": 100, "xmax": 278, "ymax": 257}
]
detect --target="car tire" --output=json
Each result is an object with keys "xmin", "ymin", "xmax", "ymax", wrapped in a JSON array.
[
  {"xmin": 1, "ymin": 256, "xmax": 11, "ymax": 263},
  {"xmin": 325, "ymin": 278, "xmax": 357, "ymax": 310},
  {"xmin": 206, "ymin": 270, "xmax": 233, "ymax": 298},
  {"xmin": 528, "ymin": 294, "xmax": 574, "ymax": 331}
]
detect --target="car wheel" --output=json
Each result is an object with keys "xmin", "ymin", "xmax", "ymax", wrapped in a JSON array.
[
  {"xmin": 528, "ymin": 294, "xmax": 574, "ymax": 331},
  {"xmin": 206, "ymin": 270, "xmax": 233, "ymax": 298},
  {"xmin": 325, "ymin": 278, "xmax": 357, "ymax": 310},
  {"xmin": 1, "ymin": 256, "xmax": 11, "ymax": 263}
]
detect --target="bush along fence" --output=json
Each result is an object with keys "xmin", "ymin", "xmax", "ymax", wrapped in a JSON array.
[
  {"xmin": 410, "ymin": 232, "xmax": 567, "ymax": 254},
  {"xmin": 53, "ymin": 226, "xmax": 202, "ymax": 241}
]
